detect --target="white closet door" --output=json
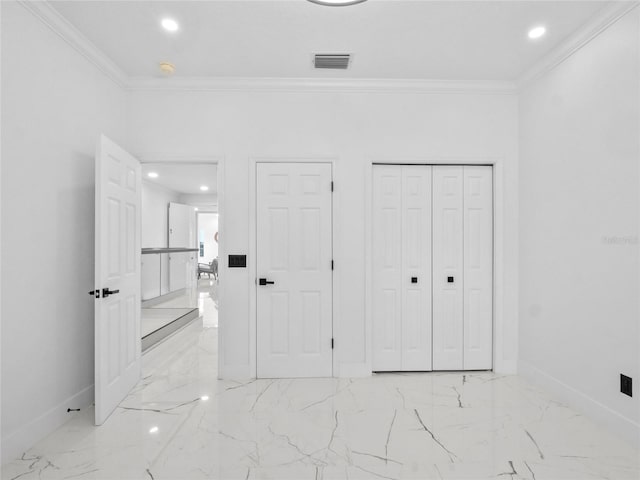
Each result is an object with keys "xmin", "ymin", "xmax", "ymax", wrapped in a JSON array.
[
  {"xmin": 463, "ymin": 166, "xmax": 493, "ymax": 369},
  {"xmin": 432, "ymin": 166, "xmax": 464, "ymax": 370},
  {"xmin": 372, "ymin": 166, "xmax": 402, "ymax": 371},
  {"xmin": 256, "ymin": 163, "xmax": 333, "ymax": 378},
  {"xmin": 401, "ymin": 167, "xmax": 432, "ymax": 371}
]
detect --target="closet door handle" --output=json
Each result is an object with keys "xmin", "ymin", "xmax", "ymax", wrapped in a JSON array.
[
  {"xmin": 259, "ymin": 278, "xmax": 275, "ymax": 286},
  {"xmin": 447, "ymin": 276, "xmax": 454, "ymax": 283},
  {"xmin": 102, "ymin": 288, "xmax": 120, "ymax": 297},
  {"xmin": 411, "ymin": 277, "xmax": 418, "ymax": 284}
]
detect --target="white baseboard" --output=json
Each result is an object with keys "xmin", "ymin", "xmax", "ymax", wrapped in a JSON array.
[
  {"xmin": 494, "ymin": 358, "xmax": 518, "ymax": 375},
  {"xmin": 336, "ymin": 362, "xmax": 372, "ymax": 378},
  {"xmin": 218, "ymin": 364, "xmax": 253, "ymax": 380},
  {"xmin": 519, "ymin": 360, "xmax": 640, "ymax": 447},
  {"xmin": 1, "ymin": 384, "xmax": 94, "ymax": 465}
]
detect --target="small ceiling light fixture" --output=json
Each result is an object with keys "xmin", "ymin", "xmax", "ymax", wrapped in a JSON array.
[
  {"xmin": 200, "ymin": 185, "xmax": 209, "ymax": 191},
  {"xmin": 149, "ymin": 426, "xmax": 159, "ymax": 434},
  {"xmin": 200, "ymin": 395, "xmax": 209, "ymax": 401},
  {"xmin": 147, "ymin": 172, "xmax": 159, "ymax": 178},
  {"xmin": 307, "ymin": 0, "xmax": 367, "ymax": 6},
  {"xmin": 159, "ymin": 62, "xmax": 176, "ymax": 75},
  {"xmin": 161, "ymin": 18, "xmax": 179, "ymax": 32},
  {"xmin": 528, "ymin": 26, "xmax": 546, "ymax": 39}
]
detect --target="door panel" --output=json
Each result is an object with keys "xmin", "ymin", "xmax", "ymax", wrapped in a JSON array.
[
  {"xmin": 432, "ymin": 166, "xmax": 464, "ymax": 370},
  {"xmin": 401, "ymin": 167, "xmax": 432, "ymax": 371},
  {"xmin": 372, "ymin": 166, "xmax": 402, "ymax": 371},
  {"xmin": 95, "ymin": 135, "xmax": 141, "ymax": 425},
  {"xmin": 463, "ymin": 166, "xmax": 493, "ymax": 369},
  {"xmin": 257, "ymin": 163, "xmax": 332, "ymax": 378}
]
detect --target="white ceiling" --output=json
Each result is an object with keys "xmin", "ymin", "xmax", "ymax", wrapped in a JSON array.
[
  {"xmin": 142, "ymin": 163, "xmax": 218, "ymax": 195},
  {"xmin": 50, "ymin": 0, "xmax": 612, "ymax": 81}
]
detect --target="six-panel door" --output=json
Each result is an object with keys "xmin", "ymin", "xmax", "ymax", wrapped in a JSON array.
[
  {"xmin": 373, "ymin": 165, "xmax": 493, "ymax": 372},
  {"xmin": 95, "ymin": 135, "xmax": 142, "ymax": 425},
  {"xmin": 256, "ymin": 163, "xmax": 333, "ymax": 378}
]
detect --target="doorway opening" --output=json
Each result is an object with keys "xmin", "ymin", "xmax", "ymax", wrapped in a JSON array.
[{"xmin": 140, "ymin": 163, "xmax": 219, "ymax": 351}]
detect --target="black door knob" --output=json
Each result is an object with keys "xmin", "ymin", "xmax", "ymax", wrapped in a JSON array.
[
  {"xmin": 102, "ymin": 288, "xmax": 120, "ymax": 298},
  {"xmin": 259, "ymin": 278, "xmax": 275, "ymax": 286},
  {"xmin": 447, "ymin": 276, "xmax": 454, "ymax": 283},
  {"xmin": 411, "ymin": 277, "xmax": 418, "ymax": 283}
]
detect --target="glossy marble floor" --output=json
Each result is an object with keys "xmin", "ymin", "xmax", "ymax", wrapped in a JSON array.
[{"xmin": 3, "ymin": 298, "xmax": 638, "ymax": 479}]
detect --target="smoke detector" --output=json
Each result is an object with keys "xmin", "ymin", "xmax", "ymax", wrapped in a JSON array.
[{"xmin": 159, "ymin": 62, "xmax": 176, "ymax": 75}]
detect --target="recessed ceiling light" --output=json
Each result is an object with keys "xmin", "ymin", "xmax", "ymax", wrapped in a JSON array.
[
  {"xmin": 307, "ymin": 0, "xmax": 367, "ymax": 5},
  {"xmin": 528, "ymin": 26, "xmax": 546, "ymax": 40},
  {"xmin": 147, "ymin": 172, "xmax": 159, "ymax": 178},
  {"xmin": 149, "ymin": 426, "xmax": 159, "ymax": 434},
  {"xmin": 194, "ymin": 207, "xmax": 199, "ymax": 211},
  {"xmin": 200, "ymin": 185, "xmax": 209, "ymax": 191},
  {"xmin": 161, "ymin": 18, "xmax": 179, "ymax": 32},
  {"xmin": 200, "ymin": 395, "xmax": 209, "ymax": 401}
]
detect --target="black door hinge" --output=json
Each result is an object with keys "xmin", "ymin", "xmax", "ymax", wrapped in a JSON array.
[
  {"xmin": 331, "ymin": 260, "xmax": 334, "ymax": 270},
  {"xmin": 331, "ymin": 181, "xmax": 334, "ymax": 192},
  {"xmin": 331, "ymin": 338, "xmax": 334, "ymax": 349}
]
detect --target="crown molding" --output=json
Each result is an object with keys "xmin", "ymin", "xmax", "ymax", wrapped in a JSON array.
[
  {"xmin": 19, "ymin": 0, "xmax": 128, "ymax": 88},
  {"xmin": 26, "ymin": 0, "xmax": 633, "ymax": 96},
  {"xmin": 126, "ymin": 77, "xmax": 516, "ymax": 95},
  {"xmin": 517, "ymin": 1, "xmax": 639, "ymax": 90}
]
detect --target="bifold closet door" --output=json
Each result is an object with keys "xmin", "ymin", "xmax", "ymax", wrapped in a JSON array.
[
  {"xmin": 463, "ymin": 166, "xmax": 493, "ymax": 370},
  {"xmin": 432, "ymin": 166, "xmax": 464, "ymax": 370},
  {"xmin": 372, "ymin": 165, "xmax": 432, "ymax": 371},
  {"xmin": 432, "ymin": 165, "xmax": 493, "ymax": 371},
  {"xmin": 401, "ymin": 167, "xmax": 432, "ymax": 370},
  {"xmin": 372, "ymin": 167, "xmax": 401, "ymax": 370}
]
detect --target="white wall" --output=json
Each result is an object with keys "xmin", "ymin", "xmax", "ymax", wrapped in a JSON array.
[
  {"xmin": 127, "ymin": 87, "xmax": 519, "ymax": 379},
  {"xmin": 519, "ymin": 9, "xmax": 640, "ymax": 444},
  {"xmin": 141, "ymin": 181, "xmax": 179, "ymax": 299},
  {"xmin": 141, "ymin": 181, "xmax": 178, "ymax": 248},
  {"xmin": 179, "ymin": 193, "xmax": 217, "ymax": 213},
  {"xmin": 198, "ymin": 213, "xmax": 219, "ymax": 264},
  {"xmin": 0, "ymin": 1, "xmax": 127, "ymax": 463}
]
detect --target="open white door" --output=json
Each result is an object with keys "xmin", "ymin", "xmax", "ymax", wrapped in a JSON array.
[{"xmin": 94, "ymin": 135, "xmax": 141, "ymax": 425}]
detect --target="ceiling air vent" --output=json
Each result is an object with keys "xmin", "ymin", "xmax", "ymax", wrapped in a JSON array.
[{"xmin": 314, "ymin": 54, "xmax": 350, "ymax": 70}]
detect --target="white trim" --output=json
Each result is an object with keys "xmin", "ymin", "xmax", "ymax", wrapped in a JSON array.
[
  {"xmin": 1, "ymin": 385, "xmax": 94, "ymax": 464},
  {"xmin": 126, "ymin": 77, "xmax": 516, "ymax": 95},
  {"xmin": 247, "ymin": 156, "xmax": 339, "ymax": 379},
  {"xmin": 12, "ymin": 0, "xmax": 514, "ymax": 96},
  {"xmin": 517, "ymin": 1, "xmax": 639, "ymax": 90},
  {"xmin": 20, "ymin": 0, "xmax": 636, "ymax": 97},
  {"xmin": 519, "ymin": 360, "xmax": 640, "ymax": 447},
  {"xmin": 364, "ymin": 157, "xmax": 514, "ymax": 375},
  {"xmin": 18, "ymin": 0, "xmax": 127, "ymax": 88}
]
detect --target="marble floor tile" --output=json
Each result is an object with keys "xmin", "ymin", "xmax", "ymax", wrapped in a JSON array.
[{"xmin": 3, "ymin": 311, "xmax": 638, "ymax": 480}]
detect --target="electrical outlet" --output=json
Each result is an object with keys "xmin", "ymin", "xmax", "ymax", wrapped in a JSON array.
[{"xmin": 620, "ymin": 374, "xmax": 632, "ymax": 397}]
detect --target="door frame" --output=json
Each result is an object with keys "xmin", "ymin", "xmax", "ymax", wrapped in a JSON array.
[
  {"xmin": 136, "ymin": 154, "xmax": 225, "ymax": 364},
  {"xmin": 366, "ymin": 158, "xmax": 509, "ymax": 373},
  {"xmin": 248, "ymin": 157, "xmax": 338, "ymax": 378}
]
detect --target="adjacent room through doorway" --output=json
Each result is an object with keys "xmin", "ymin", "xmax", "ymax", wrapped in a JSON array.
[{"xmin": 140, "ymin": 163, "xmax": 220, "ymax": 349}]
